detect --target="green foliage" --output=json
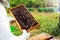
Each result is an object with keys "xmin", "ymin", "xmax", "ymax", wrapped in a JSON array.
[
  {"xmin": 38, "ymin": 14, "xmax": 59, "ymax": 36},
  {"xmin": 10, "ymin": 0, "xmax": 18, "ymax": 7},
  {"xmin": 10, "ymin": 0, "xmax": 48, "ymax": 7},
  {"xmin": 35, "ymin": 0, "xmax": 47, "ymax": 7},
  {"xmin": 10, "ymin": 25, "xmax": 22, "ymax": 36},
  {"xmin": 45, "ymin": 8, "xmax": 54, "ymax": 12},
  {"xmin": 10, "ymin": 25, "xmax": 15, "ymax": 32},
  {"xmin": 38, "ymin": 7, "xmax": 54, "ymax": 12},
  {"xmin": 38, "ymin": 7, "xmax": 45, "ymax": 12},
  {"xmin": 32, "ymin": 11, "xmax": 59, "ymax": 36},
  {"xmin": 10, "ymin": 0, "xmax": 30, "ymax": 7},
  {"xmin": 28, "ymin": 8, "xmax": 34, "ymax": 11},
  {"xmin": 26, "ymin": 1, "xmax": 33, "ymax": 7}
]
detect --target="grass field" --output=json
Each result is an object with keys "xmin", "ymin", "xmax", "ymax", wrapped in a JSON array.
[
  {"xmin": 30, "ymin": 10, "xmax": 59, "ymax": 36},
  {"xmin": 9, "ymin": 10, "xmax": 59, "ymax": 37}
]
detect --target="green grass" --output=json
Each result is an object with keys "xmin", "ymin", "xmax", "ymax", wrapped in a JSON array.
[{"xmin": 30, "ymin": 10, "xmax": 59, "ymax": 36}]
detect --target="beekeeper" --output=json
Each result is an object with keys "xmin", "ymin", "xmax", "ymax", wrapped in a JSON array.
[{"xmin": 0, "ymin": 0, "xmax": 30, "ymax": 40}]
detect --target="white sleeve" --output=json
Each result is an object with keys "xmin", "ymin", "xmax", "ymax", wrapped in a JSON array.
[
  {"xmin": 0, "ymin": 34, "xmax": 5, "ymax": 40},
  {"xmin": 0, "ymin": 3, "xmax": 12, "ymax": 40}
]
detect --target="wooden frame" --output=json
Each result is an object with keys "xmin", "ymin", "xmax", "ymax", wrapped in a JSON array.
[{"xmin": 9, "ymin": 4, "xmax": 40, "ymax": 32}]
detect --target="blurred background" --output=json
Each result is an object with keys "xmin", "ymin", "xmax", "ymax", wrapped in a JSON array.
[{"xmin": 9, "ymin": 0, "xmax": 60, "ymax": 37}]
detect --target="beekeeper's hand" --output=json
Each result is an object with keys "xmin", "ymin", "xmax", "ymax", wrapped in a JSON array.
[{"xmin": 8, "ymin": 17, "xmax": 15, "ymax": 22}]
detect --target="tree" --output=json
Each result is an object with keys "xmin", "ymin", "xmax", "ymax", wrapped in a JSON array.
[
  {"xmin": 10, "ymin": 0, "xmax": 48, "ymax": 7},
  {"xmin": 10, "ymin": 0, "xmax": 30, "ymax": 7}
]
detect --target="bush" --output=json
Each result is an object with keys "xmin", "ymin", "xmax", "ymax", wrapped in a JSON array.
[
  {"xmin": 28, "ymin": 8, "xmax": 34, "ymax": 11},
  {"xmin": 38, "ymin": 7, "xmax": 54, "ymax": 12},
  {"xmin": 39, "ymin": 22, "xmax": 59, "ymax": 36},
  {"xmin": 37, "ymin": 14, "xmax": 59, "ymax": 36},
  {"xmin": 45, "ymin": 8, "xmax": 54, "ymax": 12},
  {"xmin": 38, "ymin": 7, "xmax": 45, "ymax": 12}
]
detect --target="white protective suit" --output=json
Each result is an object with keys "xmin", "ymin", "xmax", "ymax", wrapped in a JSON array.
[{"xmin": 0, "ymin": 1, "xmax": 30, "ymax": 40}]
